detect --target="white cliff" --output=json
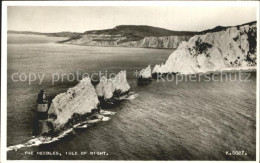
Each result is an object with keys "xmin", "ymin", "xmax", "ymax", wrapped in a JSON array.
[
  {"xmin": 121, "ymin": 36, "xmax": 191, "ymax": 49},
  {"xmin": 66, "ymin": 34, "xmax": 191, "ymax": 49},
  {"xmin": 47, "ymin": 77, "xmax": 100, "ymax": 130},
  {"xmin": 153, "ymin": 23, "xmax": 257, "ymax": 75},
  {"xmin": 95, "ymin": 70, "xmax": 130, "ymax": 101},
  {"xmin": 37, "ymin": 71, "xmax": 131, "ymax": 135},
  {"xmin": 139, "ymin": 65, "xmax": 152, "ymax": 79}
]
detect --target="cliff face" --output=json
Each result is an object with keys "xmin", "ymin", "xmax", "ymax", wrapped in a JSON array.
[
  {"xmin": 121, "ymin": 36, "xmax": 191, "ymax": 48},
  {"xmin": 137, "ymin": 65, "xmax": 152, "ymax": 85},
  {"xmin": 95, "ymin": 70, "xmax": 130, "ymax": 103},
  {"xmin": 153, "ymin": 23, "xmax": 257, "ymax": 74},
  {"xmin": 66, "ymin": 34, "xmax": 191, "ymax": 49},
  {"xmin": 67, "ymin": 34, "xmax": 125, "ymax": 46},
  {"xmin": 64, "ymin": 25, "xmax": 195, "ymax": 49},
  {"xmin": 9, "ymin": 22, "xmax": 256, "ymax": 50},
  {"xmin": 46, "ymin": 77, "xmax": 100, "ymax": 133},
  {"xmin": 138, "ymin": 65, "xmax": 152, "ymax": 79}
]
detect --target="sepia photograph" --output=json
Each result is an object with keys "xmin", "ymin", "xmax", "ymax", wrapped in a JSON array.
[{"xmin": 1, "ymin": 1, "xmax": 259, "ymax": 162}]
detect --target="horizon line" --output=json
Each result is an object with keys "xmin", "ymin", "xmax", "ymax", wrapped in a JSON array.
[{"xmin": 7, "ymin": 20, "xmax": 257, "ymax": 34}]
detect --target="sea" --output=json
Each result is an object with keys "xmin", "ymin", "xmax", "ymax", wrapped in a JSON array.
[{"xmin": 6, "ymin": 34, "xmax": 256, "ymax": 160}]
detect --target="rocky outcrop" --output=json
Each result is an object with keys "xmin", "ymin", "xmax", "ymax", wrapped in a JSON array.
[
  {"xmin": 139, "ymin": 65, "xmax": 152, "ymax": 79},
  {"xmin": 95, "ymin": 70, "xmax": 130, "ymax": 104},
  {"xmin": 37, "ymin": 71, "xmax": 131, "ymax": 135},
  {"xmin": 153, "ymin": 23, "xmax": 257, "ymax": 75},
  {"xmin": 39, "ymin": 77, "xmax": 100, "ymax": 135},
  {"xmin": 137, "ymin": 65, "xmax": 152, "ymax": 85}
]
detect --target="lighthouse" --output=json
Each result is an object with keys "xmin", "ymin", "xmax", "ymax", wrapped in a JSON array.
[{"xmin": 37, "ymin": 89, "xmax": 49, "ymax": 119}]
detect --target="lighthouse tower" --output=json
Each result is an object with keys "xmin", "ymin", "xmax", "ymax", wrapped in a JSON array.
[{"xmin": 37, "ymin": 89, "xmax": 49, "ymax": 113}]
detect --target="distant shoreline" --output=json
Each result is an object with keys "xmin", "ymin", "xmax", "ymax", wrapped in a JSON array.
[{"xmin": 7, "ymin": 33, "xmax": 177, "ymax": 50}]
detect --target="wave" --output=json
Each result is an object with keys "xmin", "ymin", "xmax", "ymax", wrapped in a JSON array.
[
  {"xmin": 7, "ymin": 110, "xmax": 115, "ymax": 152},
  {"xmin": 100, "ymin": 110, "xmax": 116, "ymax": 115},
  {"xmin": 121, "ymin": 92, "xmax": 139, "ymax": 100},
  {"xmin": 7, "ymin": 128, "xmax": 73, "ymax": 152},
  {"xmin": 75, "ymin": 124, "xmax": 88, "ymax": 128},
  {"xmin": 102, "ymin": 117, "xmax": 111, "ymax": 121}
]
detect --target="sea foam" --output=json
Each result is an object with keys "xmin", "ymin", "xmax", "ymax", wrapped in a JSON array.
[{"xmin": 7, "ymin": 110, "xmax": 116, "ymax": 151}]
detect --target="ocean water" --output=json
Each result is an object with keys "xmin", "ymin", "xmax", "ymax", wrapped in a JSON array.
[{"xmin": 7, "ymin": 34, "xmax": 256, "ymax": 160}]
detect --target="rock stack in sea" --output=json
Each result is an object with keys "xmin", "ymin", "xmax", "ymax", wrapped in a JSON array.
[
  {"xmin": 137, "ymin": 65, "xmax": 152, "ymax": 85},
  {"xmin": 39, "ymin": 77, "xmax": 100, "ymax": 134},
  {"xmin": 152, "ymin": 22, "xmax": 257, "ymax": 75},
  {"xmin": 95, "ymin": 70, "xmax": 130, "ymax": 106},
  {"xmin": 152, "ymin": 63, "xmax": 174, "ymax": 79},
  {"xmin": 38, "ymin": 72, "xmax": 131, "ymax": 135}
]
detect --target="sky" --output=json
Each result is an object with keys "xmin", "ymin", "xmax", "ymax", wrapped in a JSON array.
[{"xmin": 8, "ymin": 6, "xmax": 256, "ymax": 33}]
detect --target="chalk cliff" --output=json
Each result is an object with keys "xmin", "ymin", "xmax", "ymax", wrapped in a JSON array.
[
  {"xmin": 137, "ymin": 65, "xmax": 152, "ymax": 85},
  {"xmin": 138, "ymin": 65, "xmax": 152, "ymax": 79},
  {"xmin": 153, "ymin": 23, "xmax": 257, "ymax": 75},
  {"xmin": 37, "ymin": 71, "xmax": 131, "ymax": 135},
  {"xmin": 41, "ymin": 77, "xmax": 100, "ymax": 134},
  {"xmin": 122, "ymin": 36, "xmax": 191, "ymax": 49},
  {"xmin": 67, "ymin": 34, "xmax": 191, "ymax": 49},
  {"xmin": 95, "ymin": 70, "xmax": 130, "ymax": 103},
  {"xmin": 10, "ymin": 22, "xmax": 256, "ymax": 51},
  {"xmin": 63, "ymin": 25, "xmax": 195, "ymax": 49}
]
